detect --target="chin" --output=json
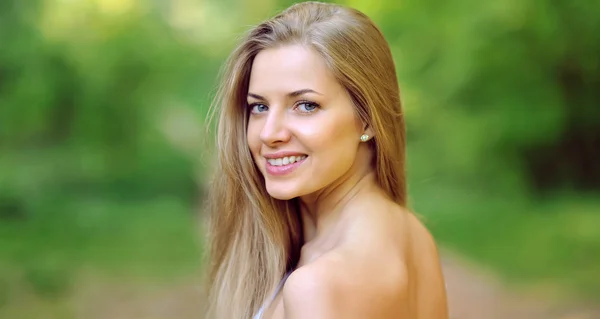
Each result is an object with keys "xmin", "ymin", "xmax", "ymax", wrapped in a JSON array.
[{"xmin": 265, "ymin": 181, "xmax": 303, "ymax": 200}]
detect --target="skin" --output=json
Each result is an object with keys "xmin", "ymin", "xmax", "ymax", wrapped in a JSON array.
[{"xmin": 247, "ymin": 44, "xmax": 448, "ymax": 319}]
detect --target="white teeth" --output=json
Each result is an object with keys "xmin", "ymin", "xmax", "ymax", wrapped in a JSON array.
[{"xmin": 267, "ymin": 155, "xmax": 307, "ymax": 166}]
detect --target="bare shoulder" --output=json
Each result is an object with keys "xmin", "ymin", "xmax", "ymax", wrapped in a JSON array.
[
  {"xmin": 281, "ymin": 201, "xmax": 448, "ymax": 318},
  {"xmin": 404, "ymin": 211, "xmax": 445, "ymax": 282},
  {"xmin": 350, "ymin": 201, "xmax": 448, "ymax": 319},
  {"xmin": 403, "ymin": 210, "xmax": 449, "ymax": 319},
  {"xmin": 282, "ymin": 250, "xmax": 408, "ymax": 319}
]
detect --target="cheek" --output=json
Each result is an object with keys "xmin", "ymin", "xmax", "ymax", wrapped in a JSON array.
[{"xmin": 295, "ymin": 113, "xmax": 359, "ymax": 149}]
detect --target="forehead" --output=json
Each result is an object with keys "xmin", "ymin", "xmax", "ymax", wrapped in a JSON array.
[{"xmin": 248, "ymin": 44, "xmax": 342, "ymax": 96}]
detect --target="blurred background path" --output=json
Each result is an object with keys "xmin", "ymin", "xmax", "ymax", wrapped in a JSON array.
[
  {"xmin": 3, "ymin": 251, "xmax": 598, "ymax": 319},
  {"xmin": 442, "ymin": 253, "xmax": 600, "ymax": 319}
]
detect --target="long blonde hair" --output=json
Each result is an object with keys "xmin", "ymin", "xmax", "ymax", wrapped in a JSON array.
[{"xmin": 205, "ymin": 2, "xmax": 406, "ymax": 318}]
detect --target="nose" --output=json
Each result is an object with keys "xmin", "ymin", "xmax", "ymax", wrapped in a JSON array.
[{"xmin": 259, "ymin": 109, "xmax": 291, "ymax": 146}]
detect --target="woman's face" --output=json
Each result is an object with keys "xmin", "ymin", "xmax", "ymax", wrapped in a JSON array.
[{"xmin": 247, "ymin": 44, "xmax": 367, "ymax": 200}]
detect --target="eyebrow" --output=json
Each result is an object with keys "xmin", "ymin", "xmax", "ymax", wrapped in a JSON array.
[{"xmin": 247, "ymin": 89, "xmax": 323, "ymax": 101}]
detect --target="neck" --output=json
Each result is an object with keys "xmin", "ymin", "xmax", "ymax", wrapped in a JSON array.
[{"xmin": 299, "ymin": 165, "xmax": 377, "ymax": 243}]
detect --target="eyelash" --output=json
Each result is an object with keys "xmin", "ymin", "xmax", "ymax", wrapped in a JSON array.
[
  {"xmin": 248, "ymin": 101, "xmax": 321, "ymax": 114},
  {"xmin": 248, "ymin": 103, "xmax": 268, "ymax": 114},
  {"xmin": 296, "ymin": 101, "xmax": 320, "ymax": 113}
]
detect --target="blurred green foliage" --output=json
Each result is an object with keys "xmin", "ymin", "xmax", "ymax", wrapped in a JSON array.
[
  {"xmin": 0, "ymin": 0, "xmax": 210, "ymax": 303},
  {"xmin": 0, "ymin": 0, "xmax": 598, "ymax": 311},
  {"xmin": 389, "ymin": 0, "xmax": 600, "ymax": 193}
]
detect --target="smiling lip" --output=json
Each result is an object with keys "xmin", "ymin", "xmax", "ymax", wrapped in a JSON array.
[{"xmin": 263, "ymin": 152, "xmax": 308, "ymax": 176}]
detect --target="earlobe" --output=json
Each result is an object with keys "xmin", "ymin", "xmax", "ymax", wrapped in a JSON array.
[{"xmin": 360, "ymin": 126, "xmax": 375, "ymax": 142}]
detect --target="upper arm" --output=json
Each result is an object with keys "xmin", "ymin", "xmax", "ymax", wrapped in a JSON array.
[
  {"xmin": 282, "ymin": 260, "xmax": 406, "ymax": 319},
  {"xmin": 282, "ymin": 267, "xmax": 339, "ymax": 319}
]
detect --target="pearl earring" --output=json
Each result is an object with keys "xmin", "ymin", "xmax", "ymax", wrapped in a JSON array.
[{"xmin": 360, "ymin": 134, "xmax": 369, "ymax": 142}]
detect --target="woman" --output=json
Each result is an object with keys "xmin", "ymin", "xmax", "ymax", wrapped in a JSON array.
[{"xmin": 205, "ymin": 2, "xmax": 448, "ymax": 318}]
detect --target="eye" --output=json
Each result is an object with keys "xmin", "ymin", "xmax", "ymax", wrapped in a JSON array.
[
  {"xmin": 249, "ymin": 103, "xmax": 268, "ymax": 114},
  {"xmin": 296, "ymin": 101, "xmax": 320, "ymax": 113}
]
